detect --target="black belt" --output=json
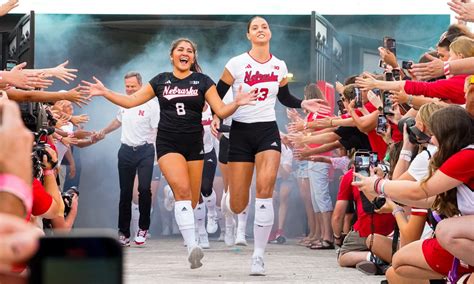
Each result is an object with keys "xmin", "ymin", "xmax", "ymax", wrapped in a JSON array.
[{"xmin": 122, "ymin": 143, "xmax": 151, "ymax": 151}]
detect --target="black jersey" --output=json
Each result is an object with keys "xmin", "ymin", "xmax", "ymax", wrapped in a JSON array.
[{"xmin": 149, "ymin": 72, "xmax": 215, "ymax": 133}]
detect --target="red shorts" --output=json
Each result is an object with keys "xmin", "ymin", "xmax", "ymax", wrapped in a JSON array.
[{"xmin": 422, "ymin": 238, "xmax": 474, "ymax": 276}]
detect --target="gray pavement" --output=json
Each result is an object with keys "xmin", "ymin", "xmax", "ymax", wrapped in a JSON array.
[{"xmin": 125, "ymin": 238, "xmax": 385, "ymax": 283}]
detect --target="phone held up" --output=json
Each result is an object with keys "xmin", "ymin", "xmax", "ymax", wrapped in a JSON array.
[{"xmin": 29, "ymin": 230, "xmax": 123, "ymax": 284}]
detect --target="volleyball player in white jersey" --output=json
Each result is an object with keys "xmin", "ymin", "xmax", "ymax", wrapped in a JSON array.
[{"xmin": 216, "ymin": 16, "xmax": 328, "ymax": 275}]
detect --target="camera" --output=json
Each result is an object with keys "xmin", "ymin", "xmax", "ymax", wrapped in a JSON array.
[
  {"xmin": 383, "ymin": 36, "xmax": 396, "ymax": 55},
  {"xmin": 370, "ymin": 151, "xmax": 379, "ymax": 167},
  {"xmin": 20, "ymin": 102, "xmax": 57, "ymax": 133},
  {"xmin": 378, "ymin": 59, "xmax": 387, "ymax": 69},
  {"xmin": 402, "ymin": 61, "xmax": 413, "ymax": 70},
  {"xmin": 397, "ymin": 117, "xmax": 431, "ymax": 144},
  {"xmin": 376, "ymin": 115, "xmax": 387, "ymax": 135},
  {"xmin": 32, "ymin": 127, "xmax": 56, "ymax": 179},
  {"xmin": 354, "ymin": 87, "xmax": 363, "ymax": 108},
  {"xmin": 62, "ymin": 187, "xmax": 79, "ymax": 217}
]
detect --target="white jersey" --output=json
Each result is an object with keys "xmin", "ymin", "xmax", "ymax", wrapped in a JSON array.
[
  {"xmin": 225, "ymin": 52, "xmax": 288, "ymax": 123},
  {"xmin": 202, "ymin": 105, "xmax": 214, "ymax": 154}
]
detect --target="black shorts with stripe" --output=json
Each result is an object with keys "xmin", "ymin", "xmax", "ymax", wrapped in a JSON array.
[
  {"xmin": 156, "ymin": 130, "xmax": 204, "ymax": 161},
  {"xmin": 228, "ymin": 120, "xmax": 281, "ymax": 163}
]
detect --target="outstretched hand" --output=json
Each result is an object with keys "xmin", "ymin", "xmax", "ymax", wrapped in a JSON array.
[
  {"xmin": 410, "ymin": 53, "xmax": 444, "ymax": 81},
  {"xmin": 66, "ymin": 85, "xmax": 91, "ymax": 108},
  {"xmin": 81, "ymin": 76, "xmax": 108, "ymax": 100},
  {"xmin": 301, "ymin": 99, "xmax": 331, "ymax": 115},
  {"xmin": 234, "ymin": 85, "xmax": 258, "ymax": 106},
  {"xmin": 45, "ymin": 60, "xmax": 78, "ymax": 84},
  {"xmin": 448, "ymin": 0, "xmax": 474, "ymax": 22}
]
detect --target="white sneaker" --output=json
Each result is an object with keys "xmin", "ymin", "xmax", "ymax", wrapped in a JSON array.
[
  {"xmin": 134, "ymin": 229, "xmax": 147, "ymax": 245},
  {"xmin": 163, "ymin": 185, "xmax": 175, "ymax": 211},
  {"xmin": 224, "ymin": 220, "xmax": 235, "ymax": 247},
  {"xmin": 199, "ymin": 233, "xmax": 210, "ymax": 249},
  {"xmin": 118, "ymin": 233, "xmax": 130, "ymax": 247},
  {"xmin": 235, "ymin": 230, "xmax": 247, "ymax": 246},
  {"xmin": 206, "ymin": 214, "xmax": 218, "ymax": 234},
  {"xmin": 188, "ymin": 246, "xmax": 204, "ymax": 269},
  {"xmin": 217, "ymin": 230, "xmax": 225, "ymax": 242},
  {"xmin": 250, "ymin": 256, "xmax": 265, "ymax": 276}
]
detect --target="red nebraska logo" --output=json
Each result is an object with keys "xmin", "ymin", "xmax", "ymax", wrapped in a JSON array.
[
  {"xmin": 244, "ymin": 71, "xmax": 278, "ymax": 87},
  {"xmin": 138, "ymin": 110, "xmax": 145, "ymax": 116}
]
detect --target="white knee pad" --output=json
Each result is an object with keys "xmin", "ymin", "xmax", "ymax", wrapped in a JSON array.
[
  {"xmin": 174, "ymin": 200, "xmax": 195, "ymax": 231},
  {"xmin": 254, "ymin": 198, "xmax": 274, "ymax": 227}
]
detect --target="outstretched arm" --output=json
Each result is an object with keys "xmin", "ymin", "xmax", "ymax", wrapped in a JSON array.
[{"xmin": 82, "ymin": 77, "xmax": 155, "ymax": 108}]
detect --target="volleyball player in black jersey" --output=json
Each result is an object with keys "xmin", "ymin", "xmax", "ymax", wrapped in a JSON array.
[{"xmin": 82, "ymin": 38, "xmax": 257, "ymax": 269}]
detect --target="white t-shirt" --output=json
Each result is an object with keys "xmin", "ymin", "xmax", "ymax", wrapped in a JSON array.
[
  {"xmin": 225, "ymin": 52, "xmax": 288, "ymax": 123},
  {"xmin": 202, "ymin": 105, "xmax": 214, "ymax": 154},
  {"xmin": 117, "ymin": 98, "xmax": 160, "ymax": 147},
  {"xmin": 56, "ymin": 122, "xmax": 74, "ymax": 165},
  {"xmin": 407, "ymin": 144, "xmax": 438, "ymax": 181}
]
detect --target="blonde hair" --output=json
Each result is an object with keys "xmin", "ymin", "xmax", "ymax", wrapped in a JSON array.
[
  {"xmin": 449, "ymin": 36, "xmax": 474, "ymax": 58},
  {"xmin": 418, "ymin": 102, "xmax": 445, "ymax": 128}
]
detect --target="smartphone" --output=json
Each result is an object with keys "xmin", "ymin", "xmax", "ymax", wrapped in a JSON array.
[
  {"xmin": 376, "ymin": 115, "xmax": 387, "ymax": 135},
  {"xmin": 383, "ymin": 36, "xmax": 396, "ymax": 55},
  {"xmin": 392, "ymin": 69, "xmax": 401, "ymax": 81},
  {"xmin": 6, "ymin": 59, "xmax": 17, "ymax": 71},
  {"xmin": 354, "ymin": 151, "xmax": 371, "ymax": 181},
  {"xmin": 370, "ymin": 151, "xmax": 379, "ymax": 167},
  {"xmin": 29, "ymin": 231, "xmax": 123, "ymax": 284},
  {"xmin": 336, "ymin": 99, "xmax": 346, "ymax": 114},
  {"xmin": 378, "ymin": 59, "xmax": 387, "ymax": 69},
  {"xmin": 383, "ymin": 92, "xmax": 394, "ymax": 115},
  {"xmin": 354, "ymin": 87, "xmax": 363, "ymax": 108},
  {"xmin": 385, "ymin": 72, "xmax": 394, "ymax": 82},
  {"xmin": 372, "ymin": 88, "xmax": 381, "ymax": 97},
  {"xmin": 401, "ymin": 60, "xmax": 413, "ymax": 70}
]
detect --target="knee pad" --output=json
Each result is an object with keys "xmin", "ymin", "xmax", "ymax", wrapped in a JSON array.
[
  {"xmin": 254, "ymin": 198, "xmax": 274, "ymax": 227},
  {"xmin": 174, "ymin": 200, "xmax": 195, "ymax": 230}
]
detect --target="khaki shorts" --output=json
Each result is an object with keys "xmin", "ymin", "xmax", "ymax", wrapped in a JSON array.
[{"xmin": 338, "ymin": 230, "xmax": 368, "ymax": 257}]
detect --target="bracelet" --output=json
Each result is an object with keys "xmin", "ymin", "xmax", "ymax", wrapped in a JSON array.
[
  {"xmin": 0, "ymin": 174, "xmax": 32, "ymax": 215},
  {"xmin": 43, "ymin": 169, "xmax": 55, "ymax": 176},
  {"xmin": 443, "ymin": 62, "xmax": 451, "ymax": 76},
  {"xmin": 392, "ymin": 207, "xmax": 404, "ymax": 216},
  {"xmin": 374, "ymin": 178, "xmax": 382, "ymax": 195},
  {"xmin": 329, "ymin": 118, "xmax": 334, "ymax": 127},
  {"xmin": 400, "ymin": 154, "xmax": 412, "ymax": 162},
  {"xmin": 380, "ymin": 180, "xmax": 387, "ymax": 197},
  {"xmin": 407, "ymin": 95, "xmax": 414, "ymax": 106},
  {"xmin": 400, "ymin": 149, "xmax": 412, "ymax": 156}
]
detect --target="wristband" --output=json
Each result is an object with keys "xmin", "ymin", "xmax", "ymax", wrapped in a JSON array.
[
  {"xmin": 380, "ymin": 180, "xmax": 387, "ymax": 197},
  {"xmin": 407, "ymin": 95, "xmax": 414, "ymax": 106},
  {"xmin": 400, "ymin": 154, "xmax": 412, "ymax": 162},
  {"xmin": 329, "ymin": 118, "xmax": 334, "ymax": 127},
  {"xmin": 374, "ymin": 178, "xmax": 382, "ymax": 195},
  {"xmin": 0, "ymin": 174, "xmax": 32, "ymax": 215},
  {"xmin": 443, "ymin": 62, "xmax": 451, "ymax": 76},
  {"xmin": 392, "ymin": 207, "xmax": 404, "ymax": 216},
  {"xmin": 43, "ymin": 169, "xmax": 55, "ymax": 176},
  {"xmin": 400, "ymin": 150, "xmax": 413, "ymax": 157}
]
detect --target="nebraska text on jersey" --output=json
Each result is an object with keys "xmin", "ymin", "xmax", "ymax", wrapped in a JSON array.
[
  {"xmin": 163, "ymin": 85, "xmax": 199, "ymax": 100},
  {"xmin": 244, "ymin": 71, "xmax": 278, "ymax": 87}
]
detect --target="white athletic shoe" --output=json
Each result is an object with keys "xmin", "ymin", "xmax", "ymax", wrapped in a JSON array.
[
  {"xmin": 224, "ymin": 220, "xmax": 235, "ymax": 247},
  {"xmin": 134, "ymin": 229, "xmax": 148, "ymax": 246},
  {"xmin": 188, "ymin": 246, "xmax": 204, "ymax": 269},
  {"xmin": 250, "ymin": 256, "xmax": 265, "ymax": 276},
  {"xmin": 206, "ymin": 214, "xmax": 218, "ymax": 234},
  {"xmin": 235, "ymin": 230, "xmax": 247, "ymax": 246},
  {"xmin": 199, "ymin": 233, "xmax": 210, "ymax": 249},
  {"xmin": 217, "ymin": 230, "xmax": 225, "ymax": 242},
  {"xmin": 163, "ymin": 185, "xmax": 175, "ymax": 211}
]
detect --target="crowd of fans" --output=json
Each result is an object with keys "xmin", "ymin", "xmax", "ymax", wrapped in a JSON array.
[{"xmin": 1, "ymin": 0, "xmax": 474, "ymax": 283}]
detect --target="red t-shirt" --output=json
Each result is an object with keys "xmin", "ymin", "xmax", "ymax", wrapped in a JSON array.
[
  {"xmin": 438, "ymin": 147, "xmax": 474, "ymax": 216},
  {"xmin": 337, "ymin": 169, "xmax": 395, "ymax": 237},
  {"xmin": 307, "ymin": 111, "xmax": 332, "ymax": 156},
  {"xmin": 364, "ymin": 102, "xmax": 388, "ymax": 160},
  {"xmin": 31, "ymin": 178, "xmax": 53, "ymax": 218},
  {"xmin": 404, "ymin": 75, "xmax": 468, "ymax": 104}
]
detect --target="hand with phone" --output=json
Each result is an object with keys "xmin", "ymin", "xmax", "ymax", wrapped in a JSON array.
[{"xmin": 378, "ymin": 46, "xmax": 398, "ymax": 68}]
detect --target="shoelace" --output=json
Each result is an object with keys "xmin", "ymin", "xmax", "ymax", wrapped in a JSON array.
[{"xmin": 138, "ymin": 230, "xmax": 147, "ymax": 238}]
